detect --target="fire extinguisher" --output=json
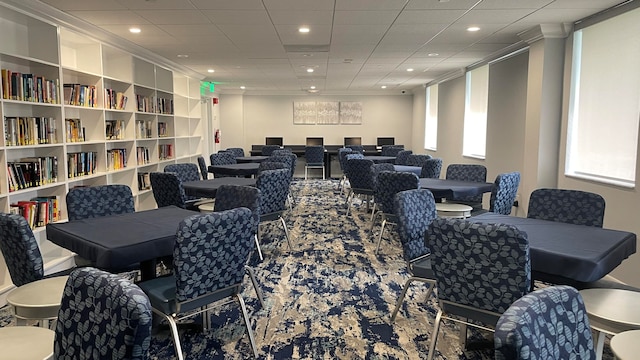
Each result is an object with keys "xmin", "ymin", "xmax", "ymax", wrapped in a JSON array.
[{"xmin": 215, "ymin": 129, "xmax": 221, "ymax": 144}]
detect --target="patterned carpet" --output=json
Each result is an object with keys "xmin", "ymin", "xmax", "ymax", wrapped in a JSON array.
[{"xmin": 0, "ymin": 179, "xmax": 613, "ymax": 359}]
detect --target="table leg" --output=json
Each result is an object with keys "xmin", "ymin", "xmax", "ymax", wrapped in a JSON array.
[
  {"xmin": 595, "ymin": 331, "xmax": 605, "ymax": 360},
  {"xmin": 140, "ymin": 259, "xmax": 157, "ymax": 281}
]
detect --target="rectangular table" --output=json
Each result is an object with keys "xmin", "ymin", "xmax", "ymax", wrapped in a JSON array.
[
  {"xmin": 467, "ymin": 213, "xmax": 637, "ymax": 284},
  {"xmin": 46, "ymin": 206, "xmax": 197, "ymax": 280},
  {"xmin": 182, "ymin": 177, "xmax": 257, "ymax": 198},
  {"xmin": 419, "ymin": 178, "xmax": 494, "ymax": 199}
]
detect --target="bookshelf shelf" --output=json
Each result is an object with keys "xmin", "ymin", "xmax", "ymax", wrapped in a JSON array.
[{"xmin": 0, "ymin": 2, "xmax": 205, "ymax": 298}]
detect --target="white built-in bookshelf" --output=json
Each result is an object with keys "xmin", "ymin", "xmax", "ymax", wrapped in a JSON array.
[{"xmin": 0, "ymin": 4, "xmax": 203, "ymax": 301}]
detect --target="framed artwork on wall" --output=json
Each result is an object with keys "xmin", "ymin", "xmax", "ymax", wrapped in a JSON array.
[
  {"xmin": 340, "ymin": 101, "xmax": 362, "ymax": 124},
  {"xmin": 316, "ymin": 101, "xmax": 339, "ymax": 124},
  {"xmin": 293, "ymin": 102, "xmax": 317, "ymax": 124}
]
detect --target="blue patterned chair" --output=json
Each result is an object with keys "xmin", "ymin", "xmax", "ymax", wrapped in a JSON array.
[
  {"xmin": 390, "ymin": 189, "xmax": 438, "ymax": 322},
  {"xmin": 372, "ymin": 171, "xmax": 420, "ymax": 254},
  {"xmin": 372, "ymin": 163, "xmax": 395, "ymax": 186},
  {"xmin": 210, "ymin": 151, "xmax": 238, "ymax": 178},
  {"xmin": 258, "ymin": 161, "xmax": 287, "ymax": 173},
  {"xmin": 55, "ymin": 267, "xmax": 152, "ymax": 360},
  {"xmin": 488, "ymin": 171, "xmax": 521, "ymax": 215},
  {"xmin": 261, "ymin": 144, "xmax": 281, "ymax": 156},
  {"xmin": 347, "ymin": 145, "xmax": 364, "ymax": 154},
  {"xmin": 214, "ymin": 185, "xmax": 265, "ymax": 308},
  {"xmin": 256, "ymin": 168, "xmax": 293, "ymax": 251},
  {"xmin": 304, "ymin": 145, "xmax": 325, "ymax": 180},
  {"xmin": 420, "ymin": 158, "xmax": 443, "ymax": 179},
  {"xmin": 495, "ymin": 285, "xmax": 595, "ymax": 360},
  {"xmin": 445, "ymin": 163, "xmax": 487, "ymax": 209},
  {"xmin": 338, "ymin": 148, "xmax": 354, "ymax": 194},
  {"xmin": 197, "ymin": 156, "xmax": 208, "ymax": 180},
  {"xmin": 226, "ymin": 147, "xmax": 245, "ymax": 157},
  {"xmin": 395, "ymin": 150, "xmax": 413, "ymax": 165},
  {"xmin": 405, "ymin": 154, "xmax": 432, "ymax": 167},
  {"xmin": 0, "ymin": 213, "xmax": 69, "ymax": 327},
  {"xmin": 149, "ymin": 172, "xmax": 198, "ymax": 211},
  {"xmin": 527, "ymin": 188, "xmax": 605, "ymax": 227},
  {"xmin": 66, "ymin": 184, "xmax": 135, "ymax": 221},
  {"xmin": 164, "ymin": 163, "xmax": 202, "ymax": 202},
  {"xmin": 381, "ymin": 145, "xmax": 404, "ymax": 157},
  {"xmin": 344, "ymin": 158, "xmax": 375, "ymax": 216},
  {"xmin": 269, "ymin": 153, "xmax": 297, "ymax": 207},
  {"xmin": 138, "ymin": 209, "xmax": 258, "ymax": 360},
  {"xmin": 271, "ymin": 148, "xmax": 292, "ymax": 157},
  {"xmin": 426, "ymin": 218, "xmax": 531, "ymax": 360}
]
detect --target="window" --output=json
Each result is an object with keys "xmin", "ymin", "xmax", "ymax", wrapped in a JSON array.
[
  {"xmin": 424, "ymin": 84, "xmax": 438, "ymax": 150},
  {"xmin": 462, "ymin": 65, "xmax": 489, "ymax": 159},
  {"xmin": 566, "ymin": 7, "xmax": 640, "ymax": 187}
]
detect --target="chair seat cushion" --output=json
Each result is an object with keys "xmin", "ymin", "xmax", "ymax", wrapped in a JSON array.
[{"xmin": 411, "ymin": 256, "xmax": 434, "ymax": 278}]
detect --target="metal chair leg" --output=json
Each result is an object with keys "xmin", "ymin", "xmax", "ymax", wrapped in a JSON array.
[
  {"xmin": 375, "ymin": 219, "xmax": 387, "ymax": 254},
  {"xmin": 245, "ymin": 265, "xmax": 265, "ymax": 309},
  {"xmin": 237, "ymin": 294, "xmax": 259, "ymax": 359}
]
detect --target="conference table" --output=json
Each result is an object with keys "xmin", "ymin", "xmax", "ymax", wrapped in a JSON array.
[
  {"xmin": 182, "ymin": 177, "xmax": 257, "ymax": 198},
  {"xmin": 466, "ymin": 213, "xmax": 637, "ymax": 284},
  {"xmin": 208, "ymin": 162, "xmax": 260, "ymax": 177},
  {"xmin": 419, "ymin": 178, "xmax": 494, "ymax": 200},
  {"xmin": 46, "ymin": 206, "xmax": 197, "ymax": 280}
]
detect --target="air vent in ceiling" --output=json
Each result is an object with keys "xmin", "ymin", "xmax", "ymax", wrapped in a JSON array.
[{"xmin": 284, "ymin": 45, "xmax": 329, "ymax": 53}]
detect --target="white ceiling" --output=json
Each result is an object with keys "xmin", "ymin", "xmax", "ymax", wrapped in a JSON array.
[{"xmin": 34, "ymin": 0, "xmax": 624, "ymax": 94}]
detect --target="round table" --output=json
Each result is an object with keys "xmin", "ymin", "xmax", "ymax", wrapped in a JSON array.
[
  {"xmin": 0, "ymin": 326, "xmax": 54, "ymax": 359},
  {"xmin": 611, "ymin": 330, "xmax": 640, "ymax": 360},
  {"xmin": 435, "ymin": 202, "xmax": 473, "ymax": 218},
  {"xmin": 7, "ymin": 275, "xmax": 68, "ymax": 327},
  {"xmin": 579, "ymin": 289, "xmax": 640, "ymax": 360}
]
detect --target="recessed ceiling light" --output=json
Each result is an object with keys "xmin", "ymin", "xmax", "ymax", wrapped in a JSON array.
[
  {"xmin": 177, "ymin": 54, "xmax": 189, "ymax": 58},
  {"xmin": 467, "ymin": 26, "xmax": 480, "ymax": 32},
  {"xmin": 407, "ymin": 68, "xmax": 414, "ymax": 72},
  {"xmin": 129, "ymin": 27, "xmax": 141, "ymax": 33},
  {"xmin": 310, "ymin": 86, "xmax": 316, "ymax": 90},
  {"xmin": 207, "ymin": 69, "xmax": 215, "ymax": 73},
  {"xmin": 240, "ymin": 86, "xmax": 246, "ymax": 89},
  {"xmin": 381, "ymin": 85, "xmax": 387, "ymax": 89},
  {"xmin": 299, "ymin": 27, "xmax": 310, "ymax": 33},
  {"xmin": 428, "ymin": 53, "xmax": 439, "ymax": 57},
  {"xmin": 307, "ymin": 68, "xmax": 314, "ymax": 73}
]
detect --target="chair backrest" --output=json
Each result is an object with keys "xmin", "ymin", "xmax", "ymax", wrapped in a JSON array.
[
  {"xmin": 256, "ymin": 168, "xmax": 291, "ymax": 216},
  {"xmin": 197, "ymin": 156, "xmax": 208, "ymax": 180},
  {"xmin": 55, "ymin": 267, "xmax": 152, "ymax": 360},
  {"xmin": 258, "ymin": 161, "xmax": 287, "ymax": 173},
  {"xmin": 271, "ymin": 149, "xmax": 292, "ymax": 157},
  {"xmin": 348, "ymin": 145, "xmax": 364, "ymax": 154},
  {"xmin": 269, "ymin": 154, "xmax": 296, "ymax": 179},
  {"xmin": 374, "ymin": 171, "xmax": 420, "ymax": 214},
  {"xmin": 490, "ymin": 172, "xmax": 521, "ymax": 215},
  {"xmin": 372, "ymin": 163, "xmax": 395, "ymax": 186},
  {"xmin": 226, "ymin": 147, "xmax": 245, "ymax": 157},
  {"xmin": 214, "ymin": 185, "xmax": 260, "ymax": 234},
  {"xmin": 445, "ymin": 164, "xmax": 487, "ymax": 203},
  {"xmin": 66, "ymin": 184, "xmax": 135, "ymax": 221},
  {"xmin": 394, "ymin": 189, "xmax": 437, "ymax": 262},
  {"xmin": 338, "ymin": 148, "xmax": 354, "ymax": 171},
  {"xmin": 305, "ymin": 146, "xmax": 325, "ymax": 164},
  {"xmin": 395, "ymin": 150, "xmax": 413, "ymax": 165},
  {"xmin": 427, "ymin": 218, "xmax": 531, "ymax": 316},
  {"xmin": 149, "ymin": 172, "xmax": 187, "ymax": 208},
  {"xmin": 261, "ymin": 144, "xmax": 281, "ymax": 156},
  {"xmin": 164, "ymin": 163, "xmax": 201, "ymax": 200},
  {"xmin": 495, "ymin": 285, "xmax": 596, "ymax": 360},
  {"xmin": 420, "ymin": 158, "xmax": 443, "ymax": 179},
  {"xmin": 381, "ymin": 145, "xmax": 404, "ymax": 157},
  {"xmin": 0, "ymin": 213, "xmax": 43, "ymax": 286},
  {"xmin": 527, "ymin": 188, "xmax": 605, "ymax": 227},
  {"xmin": 405, "ymin": 154, "xmax": 432, "ymax": 167},
  {"xmin": 210, "ymin": 151, "xmax": 237, "ymax": 166},
  {"xmin": 345, "ymin": 158, "xmax": 375, "ymax": 191}
]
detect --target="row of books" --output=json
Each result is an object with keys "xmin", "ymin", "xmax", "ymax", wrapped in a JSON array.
[
  {"xmin": 4, "ymin": 116, "xmax": 58, "ymax": 146},
  {"xmin": 1, "ymin": 69, "xmax": 60, "ymax": 104},
  {"xmin": 137, "ymin": 172, "xmax": 151, "ymax": 190},
  {"xmin": 136, "ymin": 147, "xmax": 151, "ymax": 165},
  {"xmin": 158, "ymin": 144, "xmax": 173, "ymax": 160},
  {"xmin": 63, "ymin": 83, "xmax": 98, "ymax": 107},
  {"xmin": 135, "ymin": 120, "xmax": 153, "ymax": 139},
  {"xmin": 9, "ymin": 196, "xmax": 61, "ymax": 229},
  {"xmin": 135, "ymin": 95, "xmax": 174, "ymax": 114},
  {"xmin": 68, "ymin": 151, "xmax": 98, "ymax": 178},
  {"xmin": 107, "ymin": 148, "xmax": 128, "ymax": 171},
  {"xmin": 105, "ymin": 88, "xmax": 128, "ymax": 110},
  {"xmin": 106, "ymin": 119, "xmax": 125, "ymax": 140},
  {"xmin": 65, "ymin": 118, "xmax": 85, "ymax": 142},
  {"xmin": 7, "ymin": 156, "xmax": 58, "ymax": 192}
]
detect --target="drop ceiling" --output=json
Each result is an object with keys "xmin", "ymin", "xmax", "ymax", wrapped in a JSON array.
[{"xmin": 19, "ymin": 0, "xmax": 627, "ymax": 94}]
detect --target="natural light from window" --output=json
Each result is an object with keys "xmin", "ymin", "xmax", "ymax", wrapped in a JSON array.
[
  {"xmin": 462, "ymin": 65, "xmax": 488, "ymax": 158},
  {"xmin": 424, "ymin": 84, "xmax": 438, "ymax": 150},
  {"xmin": 566, "ymin": 7, "xmax": 640, "ymax": 187}
]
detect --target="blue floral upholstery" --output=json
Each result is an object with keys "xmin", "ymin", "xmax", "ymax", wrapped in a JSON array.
[
  {"xmin": 226, "ymin": 147, "xmax": 245, "ymax": 157},
  {"xmin": 197, "ymin": 156, "xmax": 208, "ymax": 180},
  {"xmin": 490, "ymin": 172, "xmax": 521, "ymax": 215},
  {"xmin": 372, "ymin": 163, "xmax": 395, "ymax": 185},
  {"xmin": 256, "ymin": 168, "xmax": 292, "ymax": 249},
  {"xmin": 495, "ymin": 285, "xmax": 595, "ymax": 360},
  {"xmin": 390, "ymin": 189, "xmax": 438, "ymax": 321},
  {"xmin": 344, "ymin": 158, "xmax": 375, "ymax": 215},
  {"xmin": 527, "ymin": 188, "xmax": 605, "ymax": 228},
  {"xmin": 348, "ymin": 145, "xmax": 364, "ymax": 153},
  {"xmin": 395, "ymin": 150, "xmax": 413, "ymax": 165},
  {"xmin": 138, "ymin": 208, "xmax": 258, "ymax": 359},
  {"xmin": 214, "ymin": 185, "xmax": 260, "ymax": 235},
  {"xmin": 149, "ymin": 172, "xmax": 189, "ymax": 209},
  {"xmin": 210, "ymin": 151, "xmax": 238, "ymax": 178},
  {"xmin": 445, "ymin": 164, "xmax": 487, "ymax": 203},
  {"xmin": 338, "ymin": 148, "xmax": 354, "ymax": 171},
  {"xmin": 0, "ymin": 213, "xmax": 44, "ymax": 286},
  {"xmin": 420, "ymin": 158, "xmax": 443, "ymax": 179},
  {"xmin": 304, "ymin": 146, "xmax": 325, "ymax": 179},
  {"xmin": 426, "ymin": 217, "xmax": 531, "ymax": 360},
  {"xmin": 269, "ymin": 154, "xmax": 297, "ymax": 180},
  {"xmin": 271, "ymin": 149, "xmax": 292, "ymax": 157},
  {"xmin": 164, "ymin": 163, "xmax": 202, "ymax": 201},
  {"xmin": 261, "ymin": 144, "xmax": 281, "ymax": 156},
  {"xmin": 405, "ymin": 154, "xmax": 432, "ymax": 167},
  {"xmin": 258, "ymin": 161, "xmax": 287, "ymax": 173},
  {"xmin": 66, "ymin": 184, "xmax": 135, "ymax": 221},
  {"xmin": 372, "ymin": 171, "xmax": 420, "ymax": 253},
  {"xmin": 55, "ymin": 267, "xmax": 152, "ymax": 360},
  {"xmin": 381, "ymin": 145, "xmax": 404, "ymax": 157}
]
